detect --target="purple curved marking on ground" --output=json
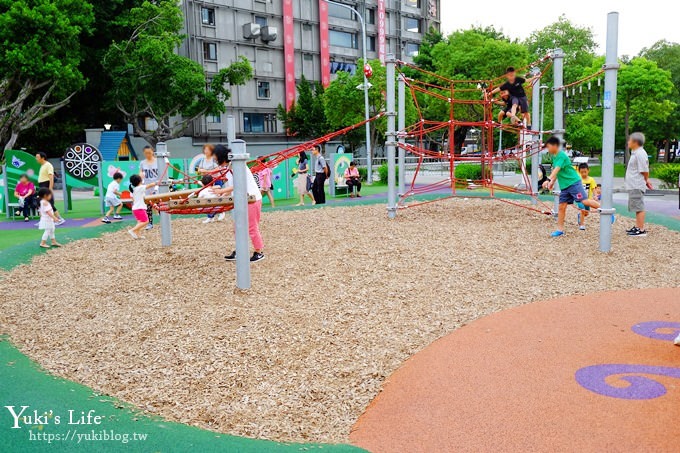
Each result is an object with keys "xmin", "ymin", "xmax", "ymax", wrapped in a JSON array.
[
  {"xmin": 575, "ymin": 364, "xmax": 680, "ymax": 400},
  {"xmin": 632, "ymin": 321, "xmax": 680, "ymax": 341}
]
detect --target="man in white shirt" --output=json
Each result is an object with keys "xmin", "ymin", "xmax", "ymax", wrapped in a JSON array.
[{"xmin": 625, "ymin": 132, "xmax": 653, "ymax": 237}]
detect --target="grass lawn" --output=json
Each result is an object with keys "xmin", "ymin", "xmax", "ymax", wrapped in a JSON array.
[{"xmin": 586, "ymin": 163, "xmax": 626, "ymax": 178}]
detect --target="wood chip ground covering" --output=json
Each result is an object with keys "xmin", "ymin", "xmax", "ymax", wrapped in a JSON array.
[{"xmin": 1, "ymin": 199, "xmax": 679, "ymax": 444}]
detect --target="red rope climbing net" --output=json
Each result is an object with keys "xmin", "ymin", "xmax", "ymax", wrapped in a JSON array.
[{"xmin": 394, "ymin": 55, "xmax": 555, "ymax": 215}]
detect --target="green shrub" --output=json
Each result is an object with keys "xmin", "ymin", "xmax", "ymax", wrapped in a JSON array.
[
  {"xmin": 358, "ymin": 166, "xmax": 368, "ymax": 181},
  {"xmin": 377, "ymin": 163, "xmax": 399, "ymax": 183},
  {"xmin": 653, "ymin": 164, "xmax": 680, "ymax": 188},
  {"xmin": 454, "ymin": 164, "xmax": 482, "ymax": 180}
]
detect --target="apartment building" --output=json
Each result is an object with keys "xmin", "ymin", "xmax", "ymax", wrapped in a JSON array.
[{"xmin": 180, "ymin": 0, "xmax": 440, "ymax": 148}]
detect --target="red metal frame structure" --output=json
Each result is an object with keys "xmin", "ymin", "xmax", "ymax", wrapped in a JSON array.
[{"xmin": 394, "ymin": 57, "xmax": 556, "ymax": 215}]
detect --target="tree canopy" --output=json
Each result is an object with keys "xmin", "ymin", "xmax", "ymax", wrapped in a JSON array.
[
  {"xmin": 277, "ymin": 76, "xmax": 329, "ymax": 141},
  {"xmin": 103, "ymin": 0, "xmax": 252, "ymax": 146},
  {"xmin": 0, "ymin": 0, "xmax": 94, "ymax": 152}
]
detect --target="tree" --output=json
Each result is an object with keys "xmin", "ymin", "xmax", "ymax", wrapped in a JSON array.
[
  {"xmin": 103, "ymin": 0, "xmax": 252, "ymax": 146},
  {"xmin": 0, "ymin": 0, "xmax": 94, "ymax": 152},
  {"xmin": 17, "ymin": 0, "xmax": 147, "ymax": 154},
  {"xmin": 617, "ymin": 58, "xmax": 675, "ymax": 161},
  {"xmin": 411, "ymin": 26, "xmax": 444, "ymax": 73},
  {"xmin": 277, "ymin": 76, "xmax": 329, "ymax": 140},
  {"xmin": 640, "ymin": 40, "xmax": 680, "ymax": 161},
  {"xmin": 324, "ymin": 59, "xmax": 416, "ymax": 154},
  {"xmin": 525, "ymin": 16, "xmax": 597, "ymax": 136}
]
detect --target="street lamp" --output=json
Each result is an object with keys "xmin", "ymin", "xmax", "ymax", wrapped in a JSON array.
[
  {"xmin": 322, "ymin": 0, "xmax": 372, "ymax": 183},
  {"xmin": 104, "ymin": 123, "xmax": 112, "ymax": 131}
]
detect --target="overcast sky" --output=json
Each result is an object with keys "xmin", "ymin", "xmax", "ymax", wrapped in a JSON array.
[{"xmin": 440, "ymin": 0, "xmax": 680, "ymax": 57}]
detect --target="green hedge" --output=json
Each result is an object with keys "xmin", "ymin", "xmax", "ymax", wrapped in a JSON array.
[
  {"xmin": 377, "ymin": 164, "xmax": 399, "ymax": 183},
  {"xmin": 653, "ymin": 164, "xmax": 680, "ymax": 188},
  {"xmin": 454, "ymin": 164, "xmax": 482, "ymax": 180}
]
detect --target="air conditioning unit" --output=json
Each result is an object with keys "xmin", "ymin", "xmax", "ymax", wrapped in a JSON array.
[
  {"xmin": 261, "ymin": 26, "xmax": 278, "ymax": 42},
  {"xmin": 243, "ymin": 23, "xmax": 261, "ymax": 39}
]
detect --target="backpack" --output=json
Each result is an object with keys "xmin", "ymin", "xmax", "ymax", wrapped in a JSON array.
[{"xmin": 324, "ymin": 162, "xmax": 331, "ymax": 179}]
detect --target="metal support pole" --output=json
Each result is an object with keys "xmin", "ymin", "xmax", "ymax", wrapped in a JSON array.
[
  {"xmin": 97, "ymin": 165, "xmax": 105, "ymax": 215},
  {"xmin": 397, "ymin": 73, "xmax": 406, "ymax": 197},
  {"xmin": 552, "ymin": 48, "xmax": 565, "ymax": 215},
  {"xmin": 2, "ymin": 164, "xmax": 9, "ymax": 218},
  {"xmin": 323, "ymin": 0, "xmax": 371, "ymax": 184},
  {"xmin": 156, "ymin": 142, "xmax": 172, "ymax": 247},
  {"xmin": 531, "ymin": 70, "xmax": 541, "ymax": 204},
  {"xmin": 599, "ymin": 12, "xmax": 620, "ymax": 253},
  {"xmin": 60, "ymin": 159, "xmax": 69, "ymax": 214},
  {"xmin": 386, "ymin": 54, "xmax": 397, "ymax": 219},
  {"xmin": 226, "ymin": 115, "xmax": 236, "ymax": 146},
  {"xmin": 230, "ymin": 139, "xmax": 252, "ymax": 290}
]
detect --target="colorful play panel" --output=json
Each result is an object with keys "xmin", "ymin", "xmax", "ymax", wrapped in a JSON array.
[{"xmin": 351, "ymin": 288, "xmax": 679, "ymax": 452}]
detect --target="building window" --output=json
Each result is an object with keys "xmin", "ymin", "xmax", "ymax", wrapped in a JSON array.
[
  {"xmin": 207, "ymin": 113, "xmax": 221, "ymax": 123},
  {"xmin": 328, "ymin": 3, "xmax": 354, "ymax": 20},
  {"xmin": 405, "ymin": 0, "xmax": 421, "ymax": 7},
  {"xmin": 405, "ymin": 42, "xmax": 420, "ymax": 57},
  {"xmin": 330, "ymin": 61, "xmax": 357, "ymax": 75},
  {"xmin": 329, "ymin": 30, "xmax": 358, "ymax": 49},
  {"xmin": 203, "ymin": 42, "xmax": 217, "ymax": 61},
  {"xmin": 244, "ymin": 113, "xmax": 277, "ymax": 133},
  {"xmin": 201, "ymin": 7, "xmax": 215, "ymax": 26},
  {"xmin": 367, "ymin": 9, "xmax": 376, "ymax": 25},
  {"xmin": 368, "ymin": 36, "xmax": 376, "ymax": 52},
  {"xmin": 255, "ymin": 16, "xmax": 267, "ymax": 27},
  {"xmin": 405, "ymin": 17, "xmax": 421, "ymax": 33},
  {"xmin": 257, "ymin": 81, "xmax": 271, "ymax": 99}
]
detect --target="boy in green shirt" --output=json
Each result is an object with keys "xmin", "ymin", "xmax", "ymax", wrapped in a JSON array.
[{"xmin": 542, "ymin": 136, "xmax": 599, "ymax": 237}]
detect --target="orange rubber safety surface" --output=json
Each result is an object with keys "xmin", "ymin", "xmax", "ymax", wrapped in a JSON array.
[{"xmin": 351, "ymin": 288, "xmax": 680, "ymax": 453}]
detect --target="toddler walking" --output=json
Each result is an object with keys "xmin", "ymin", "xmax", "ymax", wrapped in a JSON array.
[
  {"xmin": 128, "ymin": 174, "xmax": 156, "ymax": 239},
  {"xmin": 38, "ymin": 188, "xmax": 61, "ymax": 248}
]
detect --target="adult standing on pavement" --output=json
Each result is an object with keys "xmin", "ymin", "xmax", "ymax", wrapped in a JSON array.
[
  {"xmin": 139, "ymin": 145, "xmax": 159, "ymax": 230},
  {"xmin": 625, "ymin": 132, "xmax": 653, "ymax": 237},
  {"xmin": 311, "ymin": 145, "xmax": 327, "ymax": 205},
  {"xmin": 35, "ymin": 152, "xmax": 65, "ymax": 225}
]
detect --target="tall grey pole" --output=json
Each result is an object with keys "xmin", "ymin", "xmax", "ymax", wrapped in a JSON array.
[
  {"xmin": 386, "ymin": 54, "xmax": 397, "ymax": 219},
  {"xmin": 324, "ymin": 0, "xmax": 372, "ymax": 184},
  {"xmin": 397, "ymin": 73, "xmax": 406, "ymax": 197},
  {"xmin": 552, "ymin": 49, "xmax": 565, "ymax": 140},
  {"xmin": 552, "ymin": 48, "xmax": 565, "ymax": 216},
  {"xmin": 230, "ymin": 139, "xmax": 252, "ymax": 290},
  {"xmin": 60, "ymin": 159, "xmax": 69, "ymax": 214},
  {"xmin": 226, "ymin": 115, "xmax": 236, "ymax": 146},
  {"xmin": 599, "ymin": 12, "xmax": 620, "ymax": 253},
  {"xmin": 531, "ymin": 70, "xmax": 541, "ymax": 204},
  {"xmin": 156, "ymin": 142, "xmax": 172, "ymax": 247},
  {"xmin": 97, "ymin": 165, "xmax": 105, "ymax": 214}
]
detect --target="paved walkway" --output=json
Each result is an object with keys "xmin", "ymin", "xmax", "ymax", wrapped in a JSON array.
[{"xmin": 350, "ymin": 288, "xmax": 680, "ymax": 453}]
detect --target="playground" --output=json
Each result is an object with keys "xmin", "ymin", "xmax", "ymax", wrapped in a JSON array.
[
  {"xmin": 1, "ymin": 198, "xmax": 679, "ymax": 446},
  {"xmin": 1, "ymin": 9, "xmax": 680, "ymax": 453}
]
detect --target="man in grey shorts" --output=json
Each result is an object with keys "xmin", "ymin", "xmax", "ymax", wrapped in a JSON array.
[{"xmin": 625, "ymin": 132, "xmax": 653, "ymax": 237}]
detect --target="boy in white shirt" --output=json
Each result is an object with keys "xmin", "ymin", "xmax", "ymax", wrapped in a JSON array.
[{"xmin": 102, "ymin": 172, "xmax": 124, "ymax": 223}]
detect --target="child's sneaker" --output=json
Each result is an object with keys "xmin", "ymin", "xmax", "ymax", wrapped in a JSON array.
[
  {"xmin": 250, "ymin": 252, "xmax": 265, "ymax": 263},
  {"xmin": 550, "ymin": 230, "xmax": 565, "ymax": 238},
  {"xmin": 127, "ymin": 230, "xmax": 139, "ymax": 239},
  {"xmin": 113, "ymin": 215, "xmax": 123, "ymax": 220},
  {"xmin": 224, "ymin": 251, "xmax": 236, "ymax": 261},
  {"xmin": 202, "ymin": 217, "xmax": 214, "ymax": 224},
  {"xmin": 674, "ymin": 333, "xmax": 680, "ymax": 346},
  {"xmin": 101, "ymin": 217, "xmax": 111, "ymax": 224},
  {"xmin": 626, "ymin": 226, "xmax": 638, "ymax": 234},
  {"xmin": 628, "ymin": 228, "xmax": 647, "ymax": 237},
  {"xmin": 217, "ymin": 213, "xmax": 226, "ymax": 221},
  {"xmin": 579, "ymin": 225, "xmax": 586, "ymax": 231},
  {"xmin": 144, "ymin": 224, "xmax": 154, "ymax": 230}
]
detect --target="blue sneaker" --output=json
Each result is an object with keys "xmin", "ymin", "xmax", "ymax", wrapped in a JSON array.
[
  {"xmin": 551, "ymin": 230, "xmax": 565, "ymax": 238},
  {"xmin": 611, "ymin": 214, "xmax": 616, "ymax": 225}
]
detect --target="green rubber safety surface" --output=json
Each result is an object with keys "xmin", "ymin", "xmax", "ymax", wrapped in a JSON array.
[{"xmin": 0, "ymin": 337, "xmax": 364, "ymax": 452}]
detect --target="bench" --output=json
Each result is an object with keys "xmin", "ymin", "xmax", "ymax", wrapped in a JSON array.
[
  {"xmin": 7, "ymin": 201, "xmax": 38, "ymax": 220},
  {"xmin": 335, "ymin": 177, "xmax": 358, "ymax": 198}
]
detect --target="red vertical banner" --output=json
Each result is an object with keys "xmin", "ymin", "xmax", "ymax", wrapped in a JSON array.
[
  {"xmin": 283, "ymin": 0, "xmax": 296, "ymax": 109},
  {"xmin": 319, "ymin": 0, "xmax": 330, "ymax": 87},
  {"xmin": 377, "ymin": 0, "xmax": 386, "ymax": 64}
]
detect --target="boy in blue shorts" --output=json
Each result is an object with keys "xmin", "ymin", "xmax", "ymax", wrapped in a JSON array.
[{"xmin": 542, "ymin": 137, "xmax": 599, "ymax": 237}]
